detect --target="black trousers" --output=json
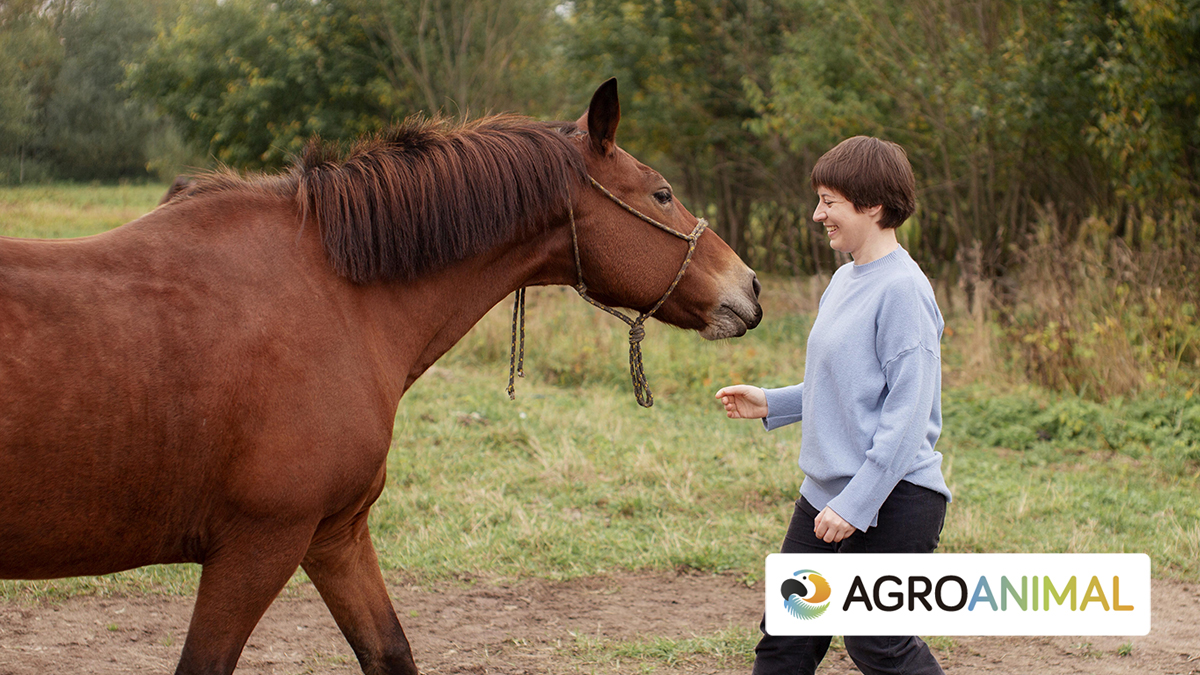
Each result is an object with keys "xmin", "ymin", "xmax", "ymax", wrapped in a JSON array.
[{"xmin": 753, "ymin": 481, "xmax": 947, "ymax": 675}]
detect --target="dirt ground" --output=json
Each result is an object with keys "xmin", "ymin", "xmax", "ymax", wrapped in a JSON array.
[{"xmin": 1, "ymin": 572, "xmax": 1197, "ymax": 674}]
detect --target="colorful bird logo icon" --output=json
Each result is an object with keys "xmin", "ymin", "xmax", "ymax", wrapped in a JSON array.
[{"xmin": 781, "ymin": 569, "xmax": 831, "ymax": 620}]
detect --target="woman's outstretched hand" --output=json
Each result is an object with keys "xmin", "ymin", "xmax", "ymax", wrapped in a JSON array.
[{"xmin": 714, "ymin": 385, "xmax": 768, "ymax": 419}]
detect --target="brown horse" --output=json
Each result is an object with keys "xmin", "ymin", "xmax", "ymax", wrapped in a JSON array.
[{"xmin": 0, "ymin": 80, "xmax": 761, "ymax": 674}]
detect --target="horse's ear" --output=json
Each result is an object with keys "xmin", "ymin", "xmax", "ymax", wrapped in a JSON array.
[{"xmin": 586, "ymin": 78, "xmax": 620, "ymax": 156}]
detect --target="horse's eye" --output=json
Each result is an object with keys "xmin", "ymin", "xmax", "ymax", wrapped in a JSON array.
[{"xmin": 653, "ymin": 189, "xmax": 672, "ymax": 205}]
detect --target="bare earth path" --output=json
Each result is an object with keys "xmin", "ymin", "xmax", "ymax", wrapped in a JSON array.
[{"xmin": 1, "ymin": 573, "xmax": 1197, "ymax": 674}]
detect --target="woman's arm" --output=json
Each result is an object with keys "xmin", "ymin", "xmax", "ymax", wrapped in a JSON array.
[
  {"xmin": 825, "ymin": 346, "xmax": 939, "ymax": 531},
  {"xmin": 714, "ymin": 383, "xmax": 805, "ymax": 429}
]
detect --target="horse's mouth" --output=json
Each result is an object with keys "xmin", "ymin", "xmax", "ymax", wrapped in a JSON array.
[{"xmin": 700, "ymin": 301, "xmax": 762, "ymax": 340}]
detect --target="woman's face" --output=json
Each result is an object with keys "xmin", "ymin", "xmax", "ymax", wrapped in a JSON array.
[{"xmin": 812, "ymin": 186, "xmax": 884, "ymax": 261}]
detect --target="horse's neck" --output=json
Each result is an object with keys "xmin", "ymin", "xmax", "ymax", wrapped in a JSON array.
[{"xmin": 358, "ymin": 225, "xmax": 576, "ymax": 400}]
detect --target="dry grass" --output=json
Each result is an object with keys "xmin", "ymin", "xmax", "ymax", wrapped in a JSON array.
[{"xmin": 986, "ymin": 225, "xmax": 1199, "ymax": 399}]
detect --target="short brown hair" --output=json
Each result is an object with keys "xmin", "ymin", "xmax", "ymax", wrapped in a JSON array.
[{"xmin": 811, "ymin": 136, "xmax": 916, "ymax": 229}]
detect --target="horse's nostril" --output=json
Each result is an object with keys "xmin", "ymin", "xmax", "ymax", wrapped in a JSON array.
[{"xmin": 751, "ymin": 275, "xmax": 762, "ymax": 299}]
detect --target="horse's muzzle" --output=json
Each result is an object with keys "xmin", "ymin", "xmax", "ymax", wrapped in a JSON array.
[{"xmin": 700, "ymin": 271, "xmax": 762, "ymax": 340}]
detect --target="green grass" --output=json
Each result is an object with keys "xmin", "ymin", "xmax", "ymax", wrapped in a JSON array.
[
  {"xmin": 0, "ymin": 182, "xmax": 166, "ymax": 238},
  {"xmin": 368, "ymin": 293, "xmax": 1200, "ymax": 583},
  {"xmin": 569, "ymin": 625, "xmax": 759, "ymax": 671},
  {"xmin": 940, "ymin": 386, "xmax": 1200, "ymax": 573},
  {"xmin": 374, "ymin": 355, "xmax": 799, "ymax": 582},
  {"xmin": 2, "ymin": 183, "xmax": 1198, "ymax": 601}
]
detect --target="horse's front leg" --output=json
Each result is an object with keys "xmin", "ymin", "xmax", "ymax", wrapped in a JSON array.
[
  {"xmin": 175, "ymin": 523, "xmax": 317, "ymax": 675},
  {"xmin": 302, "ymin": 497, "xmax": 419, "ymax": 675}
]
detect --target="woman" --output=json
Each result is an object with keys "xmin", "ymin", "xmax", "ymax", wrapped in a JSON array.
[{"xmin": 717, "ymin": 136, "xmax": 951, "ymax": 675}]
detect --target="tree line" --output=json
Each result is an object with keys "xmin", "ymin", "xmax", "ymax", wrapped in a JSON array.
[{"xmin": 3, "ymin": 0, "xmax": 1198, "ymax": 297}]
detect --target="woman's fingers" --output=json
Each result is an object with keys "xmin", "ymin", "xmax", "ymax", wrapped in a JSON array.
[{"xmin": 714, "ymin": 385, "xmax": 765, "ymax": 419}]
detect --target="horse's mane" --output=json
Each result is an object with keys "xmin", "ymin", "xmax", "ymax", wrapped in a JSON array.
[{"xmin": 185, "ymin": 115, "xmax": 587, "ymax": 284}]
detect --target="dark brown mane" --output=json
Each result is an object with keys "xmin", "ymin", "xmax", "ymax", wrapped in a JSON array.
[{"xmin": 296, "ymin": 116, "xmax": 586, "ymax": 284}]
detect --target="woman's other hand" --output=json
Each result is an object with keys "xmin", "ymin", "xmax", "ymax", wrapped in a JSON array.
[
  {"xmin": 814, "ymin": 506, "xmax": 856, "ymax": 543},
  {"xmin": 714, "ymin": 385, "xmax": 768, "ymax": 419}
]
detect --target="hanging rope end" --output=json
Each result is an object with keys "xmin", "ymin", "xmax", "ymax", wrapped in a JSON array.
[{"xmin": 507, "ymin": 287, "xmax": 528, "ymax": 402}]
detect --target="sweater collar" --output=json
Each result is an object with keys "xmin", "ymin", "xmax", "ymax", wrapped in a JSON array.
[{"xmin": 848, "ymin": 245, "xmax": 907, "ymax": 277}]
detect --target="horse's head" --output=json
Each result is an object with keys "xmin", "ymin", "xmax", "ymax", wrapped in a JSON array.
[{"xmin": 569, "ymin": 79, "xmax": 762, "ymax": 340}]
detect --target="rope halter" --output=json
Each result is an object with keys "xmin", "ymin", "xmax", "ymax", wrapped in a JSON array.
[{"xmin": 507, "ymin": 176, "xmax": 707, "ymax": 408}]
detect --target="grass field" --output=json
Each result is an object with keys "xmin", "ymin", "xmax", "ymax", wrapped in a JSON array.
[
  {"xmin": 0, "ymin": 182, "xmax": 167, "ymax": 239},
  {"xmin": 2, "ymin": 183, "xmax": 1198, "ymax": 602}
]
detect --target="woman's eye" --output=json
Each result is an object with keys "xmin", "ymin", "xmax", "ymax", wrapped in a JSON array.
[{"xmin": 654, "ymin": 190, "xmax": 672, "ymax": 205}]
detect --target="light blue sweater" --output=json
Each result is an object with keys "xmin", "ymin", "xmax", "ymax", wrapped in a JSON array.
[{"xmin": 763, "ymin": 246, "xmax": 951, "ymax": 531}]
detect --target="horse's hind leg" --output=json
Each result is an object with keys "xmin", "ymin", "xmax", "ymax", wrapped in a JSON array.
[
  {"xmin": 302, "ymin": 507, "xmax": 419, "ymax": 675},
  {"xmin": 175, "ymin": 527, "xmax": 314, "ymax": 675}
]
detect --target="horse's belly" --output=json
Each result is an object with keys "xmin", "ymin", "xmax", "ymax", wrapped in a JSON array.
[
  {"xmin": 0, "ymin": 423, "xmax": 390, "ymax": 581},
  {"xmin": 0, "ymin": 458, "xmax": 200, "ymax": 579},
  {"xmin": 0, "ymin": 543, "xmax": 183, "ymax": 581},
  {"xmin": 0, "ymin": 521, "xmax": 191, "ymax": 580}
]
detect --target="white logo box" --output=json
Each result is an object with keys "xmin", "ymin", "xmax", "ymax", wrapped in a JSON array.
[{"xmin": 765, "ymin": 553, "xmax": 1151, "ymax": 636}]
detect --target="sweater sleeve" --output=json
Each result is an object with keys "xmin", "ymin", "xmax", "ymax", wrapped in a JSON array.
[
  {"xmin": 824, "ymin": 346, "xmax": 939, "ymax": 530},
  {"xmin": 825, "ymin": 278, "xmax": 943, "ymax": 531},
  {"xmin": 762, "ymin": 383, "xmax": 803, "ymax": 431}
]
